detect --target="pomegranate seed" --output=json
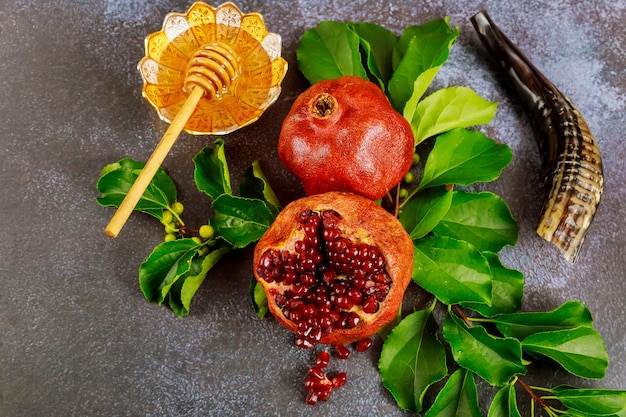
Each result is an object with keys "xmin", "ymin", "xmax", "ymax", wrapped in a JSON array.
[
  {"xmin": 335, "ymin": 344, "xmax": 350, "ymax": 359},
  {"xmin": 328, "ymin": 310, "xmax": 341, "ymax": 322},
  {"xmin": 302, "ymin": 304, "xmax": 318, "ymax": 318},
  {"xmin": 304, "ymin": 234, "xmax": 320, "ymax": 247},
  {"xmin": 353, "ymin": 269, "xmax": 367, "ymax": 279},
  {"xmin": 283, "ymin": 270, "xmax": 297, "ymax": 285},
  {"xmin": 321, "ymin": 270, "xmax": 337, "ymax": 284},
  {"xmin": 318, "ymin": 304, "xmax": 332, "ymax": 315},
  {"xmin": 331, "ymin": 372, "xmax": 347, "ymax": 388},
  {"xmin": 294, "ymin": 240, "xmax": 307, "ymax": 253},
  {"xmin": 319, "ymin": 315, "xmax": 333, "ymax": 328},
  {"xmin": 288, "ymin": 309, "xmax": 303, "ymax": 323},
  {"xmin": 291, "ymin": 283, "xmax": 309, "ymax": 297},
  {"xmin": 334, "ymin": 238, "xmax": 349, "ymax": 253},
  {"xmin": 259, "ymin": 252, "xmax": 272, "ymax": 268},
  {"xmin": 355, "ymin": 337, "xmax": 373, "ymax": 352},
  {"xmin": 308, "ymin": 366, "xmax": 325, "ymax": 380},
  {"xmin": 347, "ymin": 245, "xmax": 360, "ymax": 259},
  {"xmin": 297, "ymin": 321, "xmax": 311, "ymax": 335},
  {"xmin": 322, "ymin": 228, "xmax": 340, "ymax": 241},
  {"xmin": 347, "ymin": 287, "xmax": 364, "ymax": 304},
  {"xmin": 331, "ymin": 294, "xmax": 353, "ymax": 311},
  {"xmin": 330, "ymin": 281, "xmax": 348, "ymax": 294},
  {"xmin": 285, "ymin": 298, "xmax": 305, "ymax": 310},
  {"xmin": 342, "ymin": 312, "xmax": 360, "ymax": 328},
  {"xmin": 374, "ymin": 272, "xmax": 391, "ymax": 284},
  {"xmin": 304, "ymin": 224, "xmax": 318, "ymax": 237},
  {"xmin": 352, "ymin": 276, "xmax": 367, "ymax": 289},
  {"xmin": 297, "ymin": 273, "xmax": 315, "ymax": 286},
  {"xmin": 304, "ymin": 377, "xmax": 316, "ymax": 390},
  {"xmin": 309, "ymin": 327, "xmax": 323, "ymax": 342},
  {"xmin": 316, "ymin": 350, "xmax": 331, "ymax": 368},
  {"xmin": 296, "ymin": 210, "xmax": 311, "ymax": 223},
  {"xmin": 295, "ymin": 338, "xmax": 314, "ymax": 349},
  {"xmin": 316, "ymin": 385, "xmax": 333, "ymax": 401},
  {"xmin": 305, "ymin": 390, "xmax": 319, "ymax": 405},
  {"xmin": 321, "ymin": 209, "xmax": 341, "ymax": 228},
  {"xmin": 362, "ymin": 295, "xmax": 379, "ymax": 314},
  {"xmin": 314, "ymin": 292, "xmax": 330, "ymax": 307},
  {"xmin": 274, "ymin": 294, "xmax": 287, "ymax": 307},
  {"xmin": 362, "ymin": 260, "xmax": 376, "ymax": 273}
]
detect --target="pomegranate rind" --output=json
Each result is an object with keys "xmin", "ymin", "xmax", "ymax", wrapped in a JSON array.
[
  {"xmin": 278, "ymin": 76, "xmax": 415, "ymax": 200},
  {"xmin": 253, "ymin": 191, "xmax": 414, "ymax": 345}
]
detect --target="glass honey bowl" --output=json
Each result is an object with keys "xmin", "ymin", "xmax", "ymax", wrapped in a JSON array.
[{"xmin": 139, "ymin": 1, "xmax": 288, "ymax": 135}]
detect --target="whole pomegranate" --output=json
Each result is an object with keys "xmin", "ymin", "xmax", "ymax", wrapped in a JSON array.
[
  {"xmin": 278, "ymin": 76, "xmax": 415, "ymax": 200},
  {"xmin": 253, "ymin": 191, "xmax": 414, "ymax": 348}
]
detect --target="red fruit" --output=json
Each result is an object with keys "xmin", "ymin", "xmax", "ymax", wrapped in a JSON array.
[
  {"xmin": 253, "ymin": 191, "xmax": 413, "ymax": 347},
  {"xmin": 278, "ymin": 76, "xmax": 415, "ymax": 200}
]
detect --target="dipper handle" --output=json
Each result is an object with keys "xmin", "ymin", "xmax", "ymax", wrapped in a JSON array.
[{"xmin": 104, "ymin": 86, "xmax": 204, "ymax": 238}]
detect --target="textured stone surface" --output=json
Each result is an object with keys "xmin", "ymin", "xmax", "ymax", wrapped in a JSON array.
[{"xmin": 0, "ymin": 1, "xmax": 624, "ymax": 416}]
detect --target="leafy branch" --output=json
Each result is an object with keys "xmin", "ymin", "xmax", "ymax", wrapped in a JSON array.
[
  {"xmin": 296, "ymin": 18, "xmax": 624, "ymax": 416},
  {"xmin": 96, "ymin": 139, "xmax": 280, "ymax": 317}
]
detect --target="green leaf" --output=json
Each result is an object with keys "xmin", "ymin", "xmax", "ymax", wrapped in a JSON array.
[
  {"xmin": 522, "ymin": 327, "xmax": 609, "ymax": 379},
  {"xmin": 250, "ymin": 278, "xmax": 269, "ymax": 319},
  {"xmin": 238, "ymin": 160, "xmax": 281, "ymax": 210},
  {"xmin": 166, "ymin": 245, "xmax": 231, "ymax": 317},
  {"xmin": 193, "ymin": 139, "xmax": 232, "ymax": 200},
  {"xmin": 296, "ymin": 21, "xmax": 367, "ymax": 84},
  {"xmin": 495, "ymin": 301, "xmax": 594, "ymax": 340},
  {"xmin": 399, "ymin": 186, "xmax": 453, "ymax": 240},
  {"xmin": 96, "ymin": 158, "xmax": 177, "ymax": 220},
  {"xmin": 417, "ymin": 128, "xmax": 513, "ymax": 190},
  {"xmin": 379, "ymin": 307, "xmax": 448, "ymax": 412},
  {"xmin": 348, "ymin": 22, "xmax": 398, "ymax": 90},
  {"xmin": 403, "ymin": 67, "xmax": 445, "ymax": 122},
  {"xmin": 408, "ymin": 86, "xmax": 497, "ymax": 145},
  {"xmin": 413, "ymin": 236, "xmax": 492, "ymax": 306},
  {"xmin": 389, "ymin": 18, "xmax": 459, "ymax": 111},
  {"xmin": 138, "ymin": 238, "xmax": 200, "ymax": 304},
  {"xmin": 211, "ymin": 194, "xmax": 278, "ymax": 249},
  {"xmin": 488, "ymin": 382, "xmax": 522, "ymax": 417},
  {"xmin": 551, "ymin": 386, "xmax": 626, "ymax": 416},
  {"xmin": 433, "ymin": 190, "xmax": 519, "ymax": 253},
  {"xmin": 443, "ymin": 311, "xmax": 526, "ymax": 386},
  {"xmin": 424, "ymin": 369, "xmax": 483, "ymax": 417},
  {"xmin": 461, "ymin": 252, "xmax": 524, "ymax": 317},
  {"xmin": 392, "ymin": 18, "xmax": 458, "ymax": 69}
]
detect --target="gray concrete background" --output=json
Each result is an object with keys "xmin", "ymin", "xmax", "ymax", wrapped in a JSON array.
[{"xmin": 1, "ymin": 1, "xmax": 624, "ymax": 416}]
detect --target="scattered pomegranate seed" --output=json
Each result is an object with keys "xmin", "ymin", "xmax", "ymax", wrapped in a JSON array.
[
  {"xmin": 316, "ymin": 350, "xmax": 330, "ymax": 368},
  {"xmin": 316, "ymin": 384, "xmax": 333, "ymax": 402},
  {"xmin": 334, "ymin": 344, "xmax": 351, "ymax": 359},
  {"xmin": 355, "ymin": 337, "xmax": 373, "ymax": 352},
  {"xmin": 331, "ymin": 372, "xmax": 347, "ymax": 388},
  {"xmin": 303, "ymin": 348, "xmax": 351, "ymax": 405},
  {"xmin": 295, "ymin": 338, "xmax": 314, "ymax": 349},
  {"xmin": 305, "ymin": 390, "xmax": 319, "ymax": 405},
  {"xmin": 308, "ymin": 366, "xmax": 325, "ymax": 380}
]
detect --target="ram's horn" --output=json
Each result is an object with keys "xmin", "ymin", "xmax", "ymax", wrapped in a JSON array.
[{"xmin": 471, "ymin": 10, "xmax": 603, "ymax": 263}]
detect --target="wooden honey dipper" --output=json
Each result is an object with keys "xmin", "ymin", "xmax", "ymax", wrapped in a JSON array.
[{"xmin": 104, "ymin": 43, "xmax": 241, "ymax": 238}]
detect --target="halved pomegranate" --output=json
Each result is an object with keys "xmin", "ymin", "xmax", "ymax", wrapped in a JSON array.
[{"xmin": 253, "ymin": 191, "xmax": 413, "ymax": 347}]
